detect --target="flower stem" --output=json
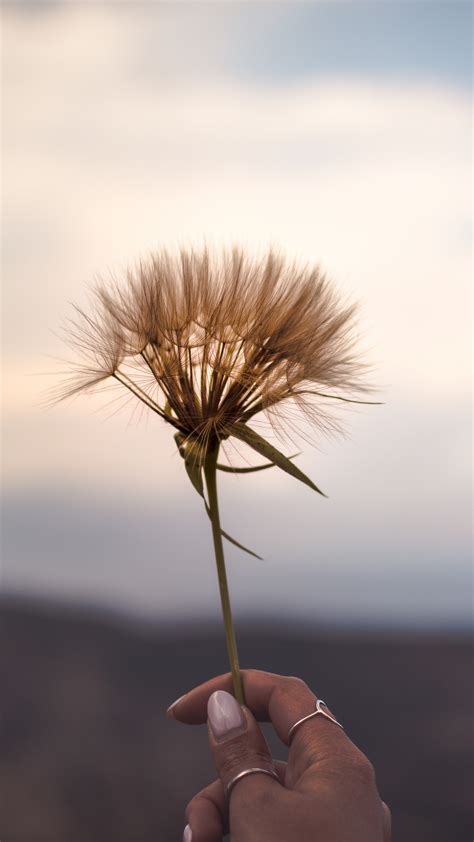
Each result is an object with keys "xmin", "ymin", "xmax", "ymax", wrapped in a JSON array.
[{"xmin": 204, "ymin": 443, "xmax": 245, "ymax": 705}]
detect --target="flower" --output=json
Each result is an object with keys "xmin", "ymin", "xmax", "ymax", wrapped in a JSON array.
[
  {"xmin": 53, "ymin": 245, "xmax": 377, "ymax": 704},
  {"xmin": 54, "ymin": 246, "xmax": 374, "ymax": 521}
]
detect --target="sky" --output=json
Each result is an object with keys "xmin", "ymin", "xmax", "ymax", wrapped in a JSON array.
[{"xmin": 1, "ymin": 1, "xmax": 472, "ymax": 627}]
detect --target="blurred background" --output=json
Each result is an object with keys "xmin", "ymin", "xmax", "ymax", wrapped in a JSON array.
[{"xmin": 1, "ymin": 1, "xmax": 472, "ymax": 840}]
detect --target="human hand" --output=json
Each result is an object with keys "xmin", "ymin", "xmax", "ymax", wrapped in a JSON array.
[{"xmin": 167, "ymin": 670, "xmax": 391, "ymax": 842}]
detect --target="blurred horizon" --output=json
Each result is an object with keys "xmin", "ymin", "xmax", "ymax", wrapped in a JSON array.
[
  {"xmin": 2, "ymin": 587, "xmax": 473, "ymax": 632},
  {"xmin": 2, "ymin": 1, "xmax": 472, "ymax": 628}
]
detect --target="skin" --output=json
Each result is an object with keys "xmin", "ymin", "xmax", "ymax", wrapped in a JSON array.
[{"xmin": 167, "ymin": 669, "xmax": 392, "ymax": 842}]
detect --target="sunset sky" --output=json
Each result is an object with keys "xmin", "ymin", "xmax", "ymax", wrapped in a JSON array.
[{"xmin": 2, "ymin": 1, "xmax": 472, "ymax": 626}]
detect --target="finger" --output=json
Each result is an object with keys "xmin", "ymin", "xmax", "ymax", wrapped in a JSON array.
[
  {"xmin": 184, "ymin": 761, "xmax": 287, "ymax": 842},
  {"xmin": 207, "ymin": 690, "xmax": 281, "ymax": 803},
  {"xmin": 382, "ymin": 801, "xmax": 392, "ymax": 842},
  {"xmin": 185, "ymin": 778, "xmax": 227, "ymax": 842},
  {"xmin": 168, "ymin": 669, "xmax": 346, "ymax": 751},
  {"xmin": 273, "ymin": 758, "xmax": 288, "ymax": 783}
]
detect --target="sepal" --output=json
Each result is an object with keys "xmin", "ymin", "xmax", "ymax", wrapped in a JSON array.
[{"xmin": 229, "ymin": 423, "xmax": 327, "ymax": 497}]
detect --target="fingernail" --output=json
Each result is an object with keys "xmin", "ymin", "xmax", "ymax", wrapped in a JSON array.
[
  {"xmin": 207, "ymin": 690, "xmax": 246, "ymax": 740},
  {"xmin": 166, "ymin": 693, "xmax": 187, "ymax": 719},
  {"xmin": 183, "ymin": 824, "xmax": 192, "ymax": 842}
]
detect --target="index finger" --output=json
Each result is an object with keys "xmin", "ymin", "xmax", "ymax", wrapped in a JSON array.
[{"xmin": 167, "ymin": 669, "xmax": 346, "ymax": 750}]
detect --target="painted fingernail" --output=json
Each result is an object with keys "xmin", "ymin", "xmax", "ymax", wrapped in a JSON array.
[
  {"xmin": 183, "ymin": 824, "xmax": 192, "ymax": 842},
  {"xmin": 207, "ymin": 690, "xmax": 246, "ymax": 740},
  {"xmin": 166, "ymin": 693, "xmax": 187, "ymax": 719}
]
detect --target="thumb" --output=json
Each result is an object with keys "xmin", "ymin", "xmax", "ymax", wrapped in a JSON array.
[{"xmin": 207, "ymin": 690, "xmax": 281, "ymax": 802}]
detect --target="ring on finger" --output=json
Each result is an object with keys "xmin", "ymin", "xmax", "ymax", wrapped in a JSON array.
[
  {"xmin": 226, "ymin": 767, "xmax": 281, "ymax": 798},
  {"xmin": 288, "ymin": 698, "xmax": 344, "ymax": 745}
]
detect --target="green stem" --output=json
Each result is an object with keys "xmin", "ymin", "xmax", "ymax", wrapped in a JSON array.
[{"xmin": 204, "ymin": 442, "xmax": 245, "ymax": 705}]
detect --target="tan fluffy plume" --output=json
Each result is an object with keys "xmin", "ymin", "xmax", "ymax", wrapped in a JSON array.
[{"xmin": 54, "ymin": 246, "xmax": 371, "ymax": 458}]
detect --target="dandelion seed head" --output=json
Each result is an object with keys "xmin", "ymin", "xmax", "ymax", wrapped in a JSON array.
[{"xmin": 54, "ymin": 246, "xmax": 371, "ymax": 451}]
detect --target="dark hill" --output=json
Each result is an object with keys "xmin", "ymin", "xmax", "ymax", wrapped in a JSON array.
[{"xmin": 0, "ymin": 597, "xmax": 472, "ymax": 841}]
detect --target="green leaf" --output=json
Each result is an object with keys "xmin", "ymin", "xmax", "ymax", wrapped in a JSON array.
[
  {"xmin": 204, "ymin": 501, "xmax": 262, "ymax": 559},
  {"xmin": 229, "ymin": 422, "xmax": 327, "ymax": 497},
  {"xmin": 216, "ymin": 453, "xmax": 300, "ymax": 474},
  {"xmin": 175, "ymin": 433, "xmax": 205, "ymax": 496},
  {"xmin": 175, "ymin": 434, "xmax": 262, "ymax": 558},
  {"xmin": 184, "ymin": 455, "xmax": 205, "ymax": 497}
]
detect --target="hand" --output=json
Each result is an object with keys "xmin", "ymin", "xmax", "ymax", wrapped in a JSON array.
[{"xmin": 167, "ymin": 669, "xmax": 391, "ymax": 842}]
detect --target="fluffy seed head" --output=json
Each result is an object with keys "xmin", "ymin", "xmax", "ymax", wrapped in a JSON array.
[{"xmin": 54, "ymin": 247, "xmax": 370, "ymax": 454}]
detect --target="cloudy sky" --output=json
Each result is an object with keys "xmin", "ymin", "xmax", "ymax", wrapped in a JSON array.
[{"xmin": 2, "ymin": 1, "xmax": 472, "ymax": 626}]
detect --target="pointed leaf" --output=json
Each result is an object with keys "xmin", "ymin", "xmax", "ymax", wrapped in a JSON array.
[
  {"xmin": 204, "ymin": 501, "xmax": 262, "ymax": 559},
  {"xmin": 218, "ymin": 525, "xmax": 263, "ymax": 560},
  {"xmin": 174, "ymin": 432, "xmax": 205, "ymax": 497},
  {"xmin": 216, "ymin": 453, "xmax": 300, "ymax": 474},
  {"xmin": 174, "ymin": 431, "xmax": 187, "ymax": 458},
  {"xmin": 175, "ymin": 436, "xmax": 261, "ymax": 557},
  {"xmin": 229, "ymin": 423, "xmax": 327, "ymax": 497},
  {"xmin": 184, "ymin": 455, "xmax": 204, "ymax": 497}
]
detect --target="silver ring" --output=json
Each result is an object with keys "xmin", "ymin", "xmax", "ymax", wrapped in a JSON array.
[
  {"xmin": 226, "ymin": 767, "xmax": 280, "ymax": 798},
  {"xmin": 288, "ymin": 698, "xmax": 344, "ymax": 745}
]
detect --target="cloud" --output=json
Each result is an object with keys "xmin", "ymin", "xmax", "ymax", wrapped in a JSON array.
[
  {"xmin": 4, "ymin": 72, "xmax": 470, "ymax": 398},
  {"xmin": 2, "ymin": 5, "xmax": 471, "ymax": 622}
]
